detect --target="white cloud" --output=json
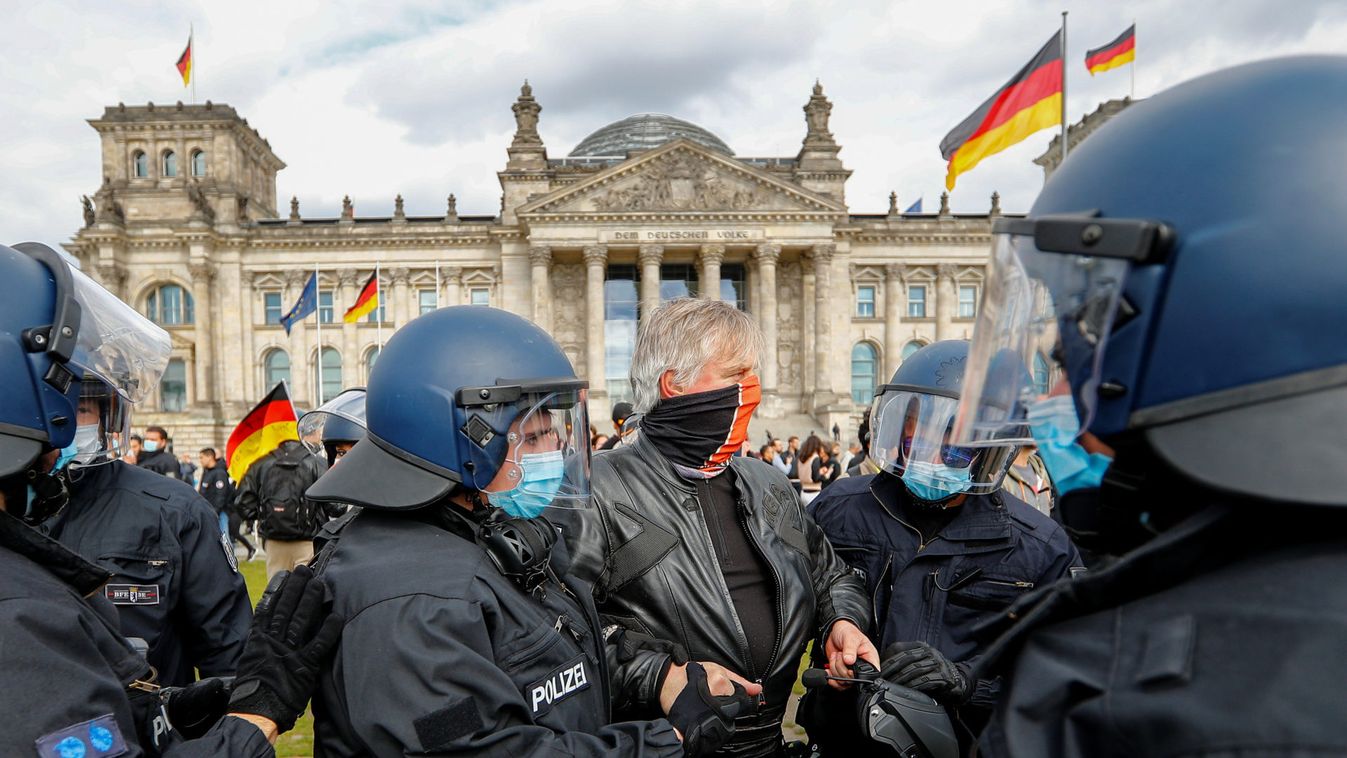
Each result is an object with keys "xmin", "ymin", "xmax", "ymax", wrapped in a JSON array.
[{"xmin": 2, "ymin": 0, "xmax": 1344, "ymax": 245}]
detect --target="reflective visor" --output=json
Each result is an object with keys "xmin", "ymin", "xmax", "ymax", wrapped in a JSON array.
[
  {"xmin": 471, "ymin": 388, "xmax": 592, "ymax": 511},
  {"xmin": 69, "ymin": 264, "xmax": 171, "ymax": 404},
  {"xmin": 952, "ymin": 229, "xmax": 1130, "ymax": 446},
  {"xmin": 298, "ymin": 388, "xmax": 367, "ymax": 455},
  {"xmin": 870, "ymin": 387, "xmax": 1016, "ymax": 495}
]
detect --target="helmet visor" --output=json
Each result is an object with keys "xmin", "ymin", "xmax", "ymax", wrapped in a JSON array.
[
  {"xmin": 69, "ymin": 379, "xmax": 132, "ymax": 467},
  {"xmin": 298, "ymin": 388, "xmax": 368, "ymax": 455},
  {"xmin": 474, "ymin": 388, "xmax": 591, "ymax": 511},
  {"xmin": 870, "ymin": 387, "xmax": 1015, "ymax": 495},
  {"xmin": 952, "ymin": 228, "xmax": 1130, "ymax": 446},
  {"xmin": 70, "ymin": 265, "xmax": 172, "ymax": 404}
]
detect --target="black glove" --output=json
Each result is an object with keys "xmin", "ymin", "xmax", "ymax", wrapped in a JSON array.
[
  {"xmin": 227, "ymin": 564, "xmax": 343, "ymax": 732},
  {"xmin": 607, "ymin": 626, "xmax": 690, "ymax": 666},
  {"xmin": 667, "ymin": 661, "xmax": 758, "ymax": 757},
  {"xmin": 163, "ymin": 677, "xmax": 232, "ymax": 739},
  {"xmin": 879, "ymin": 641, "xmax": 974, "ymax": 706}
]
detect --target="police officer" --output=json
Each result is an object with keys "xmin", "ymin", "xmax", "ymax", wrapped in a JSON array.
[
  {"xmin": 0, "ymin": 241, "xmax": 340, "ymax": 756},
  {"xmin": 297, "ymin": 387, "xmax": 367, "ymax": 468},
  {"xmin": 304, "ymin": 305, "xmax": 757, "ymax": 756},
  {"xmin": 802, "ymin": 341, "xmax": 1080, "ymax": 751},
  {"xmin": 944, "ymin": 57, "xmax": 1347, "ymax": 755},
  {"xmin": 36, "ymin": 378, "xmax": 252, "ymax": 688}
]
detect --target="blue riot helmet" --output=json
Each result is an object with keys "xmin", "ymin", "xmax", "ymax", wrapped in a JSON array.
[
  {"xmin": 0, "ymin": 242, "xmax": 170, "ymax": 505},
  {"xmin": 298, "ymin": 388, "xmax": 367, "ymax": 466},
  {"xmin": 307, "ymin": 306, "xmax": 590, "ymax": 515},
  {"xmin": 869, "ymin": 340, "xmax": 1019, "ymax": 504},
  {"xmin": 954, "ymin": 56, "xmax": 1347, "ymax": 507}
]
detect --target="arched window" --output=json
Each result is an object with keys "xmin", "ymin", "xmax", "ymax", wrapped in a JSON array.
[
  {"xmin": 162, "ymin": 150, "xmax": 177, "ymax": 177},
  {"xmin": 263, "ymin": 349, "xmax": 290, "ymax": 390},
  {"xmin": 190, "ymin": 149, "xmax": 206, "ymax": 177},
  {"xmin": 161, "ymin": 358, "xmax": 187, "ymax": 412},
  {"xmin": 133, "ymin": 150, "xmax": 148, "ymax": 177},
  {"xmin": 851, "ymin": 342, "xmax": 879, "ymax": 405},
  {"xmin": 146, "ymin": 284, "xmax": 194, "ymax": 325},
  {"xmin": 365, "ymin": 347, "xmax": 380, "ymax": 381},
  {"xmin": 1032, "ymin": 352, "xmax": 1051, "ymax": 396},
  {"xmin": 315, "ymin": 347, "xmax": 342, "ymax": 404},
  {"xmin": 901, "ymin": 340, "xmax": 925, "ymax": 363}
]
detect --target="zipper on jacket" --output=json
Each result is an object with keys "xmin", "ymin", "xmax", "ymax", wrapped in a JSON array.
[
  {"xmin": 738, "ymin": 496, "xmax": 785, "ymax": 681},
  {"xmin": 690, "ymin": 502, "xmax": 757, "ymax": 678},
  {"xmin": 871, "ymin": 553, "xmax": 894, "ymax": 627}
]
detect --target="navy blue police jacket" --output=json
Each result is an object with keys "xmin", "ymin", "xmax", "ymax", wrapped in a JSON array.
[
  {"xmin": 808, "ymin": 473, "xmax": 1082, "ymax": 711},
  {"xmin": 41, "ymin": 460, "xmax": 252, "ymax": 686}
]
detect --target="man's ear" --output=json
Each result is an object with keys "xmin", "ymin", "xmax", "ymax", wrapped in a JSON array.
[{"xmin": 658, "ymin": 369, "xmax": 682, "ymax": 399}]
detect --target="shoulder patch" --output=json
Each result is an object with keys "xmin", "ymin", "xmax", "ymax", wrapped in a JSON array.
[
  {"xmin": 220, "ymin": 531, "xmax": 239, "ymax": 573},
  {"xmin": 35, "ymin": 714, "xmax": 128, "ymax": 757}
]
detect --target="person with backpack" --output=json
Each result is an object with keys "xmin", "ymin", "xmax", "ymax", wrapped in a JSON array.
[{"xmin": 235, "ymin": 438, "xmax": 335, "ymax": 578}]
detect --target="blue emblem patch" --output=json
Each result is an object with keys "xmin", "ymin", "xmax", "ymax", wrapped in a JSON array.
[{"xmin": 36, "ymin": 714, "xmax": 127, "ymax": 758}]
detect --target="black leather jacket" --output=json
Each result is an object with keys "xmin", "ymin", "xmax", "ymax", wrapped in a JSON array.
[{"xmin": 563, "ymin": 436, "xmax": 871, "ymax": 756}]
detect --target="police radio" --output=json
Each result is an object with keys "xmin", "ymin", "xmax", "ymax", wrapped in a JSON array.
[{"xmin": 800, "ymin": 661, "xmax": 958, "ymax": 758}]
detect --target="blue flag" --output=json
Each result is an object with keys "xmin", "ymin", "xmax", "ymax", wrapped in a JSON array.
[
  {"xmin": 905, "ymin": 197, "xmax": 923, "ymax": 214},
  {"xmin": 280, "ymin": 273, "xmax": 317, "ymax": 335}
]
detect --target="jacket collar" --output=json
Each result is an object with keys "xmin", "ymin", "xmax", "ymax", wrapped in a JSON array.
[
  {"xmin": 631, "ymin": 434, "xmax": 698, "ymax": 494},
  {"xmin": 0, "ymin": 508, "xmax": 111, "ymax": 597},
  {"xmin": 869, "ymin": 472, "xmax": 1014, "ymax": 544}
]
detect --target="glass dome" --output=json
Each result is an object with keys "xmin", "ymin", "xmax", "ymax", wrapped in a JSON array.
[{"xmin": 569, "ymin": 113, "xmax": 733, "ymax": 157}]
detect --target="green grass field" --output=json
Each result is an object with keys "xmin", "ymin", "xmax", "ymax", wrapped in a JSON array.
[{"xmin": 240, "ymin": 558, "xmax": 315, "ymax": 758}]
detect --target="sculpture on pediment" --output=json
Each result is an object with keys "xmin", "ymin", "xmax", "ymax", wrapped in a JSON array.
[
  {"xmin": 81, "ymin": 196, "xmax": 95, "ymax": 227},
  {"xmin": 187, "ymin": 180, "xmax": 216, "ymax": 223},
  {"xmin": 592, "ymin": 153, "xmax": 761, "ymax": 212}
]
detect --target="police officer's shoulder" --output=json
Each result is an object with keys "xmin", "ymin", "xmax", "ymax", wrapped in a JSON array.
[
  {"xmin": 809, "ymin": 473, "xmax": 877, "ymax": 515},
  {"xmin": 996, "ymin": 490, "xmax": 1068, "ymax": 545}
]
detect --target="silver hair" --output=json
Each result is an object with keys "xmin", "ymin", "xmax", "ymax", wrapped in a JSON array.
[{"xmin": 630, "ymin": 298, "xmax": 765, "ymax": 414}]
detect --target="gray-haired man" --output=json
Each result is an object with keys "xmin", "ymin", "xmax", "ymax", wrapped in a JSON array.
[{"xmin": 564, "ymin": 298, "xmax": 876, "ymax": 756}]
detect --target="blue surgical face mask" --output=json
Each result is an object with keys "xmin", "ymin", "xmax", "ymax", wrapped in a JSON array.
[
  {"xmin": 1027, "ymin": 396, "xmax": 1112, "ymax": 494},
  {"xmin": 901, "ymin": 460, "xmax": 973, "ymax": 503},
  {"xmin": 487, "ymin": 450, "xmax": 565, "ymax": 519}
]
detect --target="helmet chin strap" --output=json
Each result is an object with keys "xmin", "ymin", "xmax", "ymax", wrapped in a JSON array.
[{"xmin": 22, "ymin": 465, "xmax": 70, "ymax": 525}]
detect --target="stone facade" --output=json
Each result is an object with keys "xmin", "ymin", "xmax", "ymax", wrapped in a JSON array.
[{"xmin": 66, "ymin": 86, "xmax": 1007, "ymax": 453}]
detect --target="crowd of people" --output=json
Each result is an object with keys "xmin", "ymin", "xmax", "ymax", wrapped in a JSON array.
[{"xmin": 2, "ymin": 57, "xmax": 1346, "ymax": 758}]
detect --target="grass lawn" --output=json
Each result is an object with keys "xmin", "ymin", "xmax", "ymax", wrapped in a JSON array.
[{"xmin": 240, "ymin": 558, "xmax": 315, "ymax": 758}]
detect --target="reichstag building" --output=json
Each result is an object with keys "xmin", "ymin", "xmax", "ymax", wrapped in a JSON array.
[{"xmin": 68, "ymin": 82, "xmax": 1021, "ymax": 451}]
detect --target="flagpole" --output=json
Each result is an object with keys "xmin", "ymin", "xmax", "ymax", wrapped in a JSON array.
[
  {"xmin": 375, "ymin": 261, "xmax": 383, "ymax": 350},
  {"xmin": 1130, "ymin": 20, "xmax": 1137, "ymax": 100},
  {"xmin": 190, "ymin": 24, "xmax": 196, "ymax": 104},
  {"xmin": 1060, "ymin": 10, "xmax": 1069, "ymax": 163},
  {"xmin": 314, "ymin": 262, "xmax": 322, "ymax": 406}
]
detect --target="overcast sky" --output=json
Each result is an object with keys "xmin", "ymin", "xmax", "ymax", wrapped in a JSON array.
[{"xmin": 3, "ymin": 0, "xmax": 1344, "ymax": 246}]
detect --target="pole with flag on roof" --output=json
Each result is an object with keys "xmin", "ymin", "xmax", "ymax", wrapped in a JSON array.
[
  {"xmin": 176, "ymin": 26, "xmax": 195, "ymax": 103},
  {"xmin": 1060, "ymin": 11, "xmax": 1068, "ymax": 163},
  {"xmin": 314, "ymin": 262, "xmax": 322, "ymax": 405},
  {"xmin": 904, "ymin": 197, "xmax": 923, "ymax": 214},
  {"xmin": 226, "ymin": 381, "xmax": 300, "ymax": 483}
]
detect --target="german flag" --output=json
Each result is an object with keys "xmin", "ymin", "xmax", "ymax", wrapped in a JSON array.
[
  {"xmin": 176, "ymin": 34, "xmax": 192, "ymax": 86},
  {"xmin": 1085, "ymin": 25, "xmax": 1135, "ymax": 76},
  {"xmin": 343, "ymin": 271, "xmax": 379, "ymax": 323},
  {"xmin": 940, "ymin": 30, "xmax": 1063, "ymax": 191},
  {"xmin": 226, "ymin": 381, "xmax": 298, "ymax": 482}
]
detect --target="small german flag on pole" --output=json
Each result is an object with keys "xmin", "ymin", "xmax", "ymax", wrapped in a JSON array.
[
  {"xmin": 343, "ymin": 271, "xmax": 380, "ymax": 323},
  {"xmin": 940, "ymin": 30, "xmax": 1063, "ymax": 191},
  {"xmin": 226, "ymin": 381, "xmax": 299, "ymax": 483},
  {"xmin": 176, "ymin": 32, "xmax": 192, "ymax": 87},
  {"xmin": 1085, "ymin": 25, "xmax": 1136, "ymax": 76}
]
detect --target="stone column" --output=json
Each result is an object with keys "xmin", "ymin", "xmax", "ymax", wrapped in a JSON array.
[
  {"xmin": 390, "ymin": 267, "xmax": 411, "ymax": 329},
  {"xmin": 801, "ymin": 250, "xmax": 816, "ymax": 398},
  {"xmin": 639, "ymin": 244, "xmax": 664, "ymax": 322},
  {"xmin": 812, "ymin": 244, "xmax": 836, "ymax": 399},
  {"xmin": 442, "ymin": 265, "xmax": 462, "ymax": 307},
  {"xmin": 884, "ymin": 264, "xmax": 904, "ymax": 378},
  {"xmin": 97, "ymin": 263, "xmax": 128, "ymax": 302},
  {"xmin": 936, "ymin": 263, "xmax": 957, "ymax": 341},
  {"xmin": 583, "ymin": 245, "xmax": 608, "ymax": 394},
  {"xmin": 240, "ymin": 270, "xmax": 257, "ymax": 401},
  {"xmin": 698, "ymin": 243, "xmax": 725, "ymax": 300},
  {"xmin": 529, "ymin": 245, "xmax": 554, "ymax": 330},
  {"xmin": 754, "ymin": 243, "xmax": 781, "ymax": 391},
  {"xmin": 189, "ymin": 262, "xmax": 216, "ymax": 408},
  {"xmin": 338, "ymin": 269, "xmax": 360, "ymax": 386}
]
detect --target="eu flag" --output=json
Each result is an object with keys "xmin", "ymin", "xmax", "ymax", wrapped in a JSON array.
[
  {"xmin": 280, "ymin": 273, "xmax": 317, "ymax": 335},
  {"xmin": 905, "ymin": 197, "xmax": 923, "ymax": 214}
]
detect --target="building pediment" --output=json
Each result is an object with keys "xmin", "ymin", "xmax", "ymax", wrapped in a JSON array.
[{"xmin": 518, "ymin": 139, "xmax": 845, "ymax": 218}]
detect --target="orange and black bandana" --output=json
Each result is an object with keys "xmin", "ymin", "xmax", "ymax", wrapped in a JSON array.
[{"xmin": 642, "ymin": 374, "xmax": 762, "ymax": 477}]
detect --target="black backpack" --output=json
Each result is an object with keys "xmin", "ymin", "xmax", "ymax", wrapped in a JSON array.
[{"xmin": 259, "ymin": 445, "xmax": 319, "ymax": 540}]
